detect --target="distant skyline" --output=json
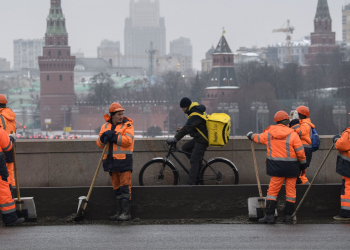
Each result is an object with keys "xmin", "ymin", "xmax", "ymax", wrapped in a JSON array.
[{"xmin": 0, "ymin": 0, "xmax": 349, "ymax": 70}]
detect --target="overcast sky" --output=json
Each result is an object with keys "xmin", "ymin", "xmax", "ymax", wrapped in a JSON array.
[{"xmin": 0, "ymin": 0, "xmax": 349, "ymax": 70}]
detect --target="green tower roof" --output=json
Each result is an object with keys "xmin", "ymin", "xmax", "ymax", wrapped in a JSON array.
[
  {"xmin": 46, "ymin": 0, "xmax": 67, "ymax": 35},
  {"xmin": 315, "ymin": 0, "xmax": 331, "ymax": 20}
]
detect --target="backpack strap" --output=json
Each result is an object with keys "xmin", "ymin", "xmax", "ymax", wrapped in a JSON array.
[{"xmin": 188, "ymin": 112, "xmax": 209, "ymax": 142}]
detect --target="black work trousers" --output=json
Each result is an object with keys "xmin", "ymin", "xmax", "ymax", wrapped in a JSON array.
[{"xmin": 182, "ymin": 139, "xmax": 208, "ymax": 185}]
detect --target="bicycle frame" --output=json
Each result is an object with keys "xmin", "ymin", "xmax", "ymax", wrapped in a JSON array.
[{"xmin": 165, "ymin": 144, "xmax": 208, "ymax": 175}]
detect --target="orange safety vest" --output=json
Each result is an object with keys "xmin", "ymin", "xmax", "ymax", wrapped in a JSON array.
[
  {"xmin": 96, "ymin": 115, "xmax": 134, "ymax": 172},
  {"xmin": 253, "ymin": 124, "xmax": 306, "ymax": 177},
  {"xmin": 335, "ymin": 128, "xmax": 350, "ymax": 178},
  {"xmin": 0, "ymin": 108, "xmax": 17, "ymax": 134},
  {"xmin": 291, "ymin": 118, "xmax": 315, "ymax": 147}
]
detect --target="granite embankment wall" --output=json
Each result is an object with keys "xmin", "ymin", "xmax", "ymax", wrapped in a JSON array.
[{"xmin": 14, "ymin": 136, "xmax": 340, "ymax": 187}]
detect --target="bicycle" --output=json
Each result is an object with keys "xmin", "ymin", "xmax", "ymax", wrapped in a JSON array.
[{"xmin": 139, "ymin": 142, "xmax": 239, "ymax": 186}]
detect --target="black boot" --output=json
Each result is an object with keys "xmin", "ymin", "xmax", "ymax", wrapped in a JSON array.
[
  {"xmin": 5, "ymin": 217, "xmax": 25, "ymax": 227},
  {"xmin": 117, "ymin": 199, "xmax": 131, "ymax": 221},
  {"xmin": 283, "ymin": 201, "xmax": 295, "ymax": 224},
  {"xmin": 258, "ymin": 200, "xmax": 276, "ymax": 224},
  {"xmin": 109, "ymin": 199, "xmax": 122, "ymax": 221}
]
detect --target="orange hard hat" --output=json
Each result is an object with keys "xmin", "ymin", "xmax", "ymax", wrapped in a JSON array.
[
  {"xmin": 109, "ymin": 102, "xmax": 124, "ymax": 113},
  {"xmin": 0, "ymin": 94, "xmax": 8, "ymax": 104},
  {"xmin": 296, "ymin": 106, "xmax": 309, "ymax": 117},
  {"xmin": 274, "ymin": 111, "xmax": 289, "ymax": 123}
]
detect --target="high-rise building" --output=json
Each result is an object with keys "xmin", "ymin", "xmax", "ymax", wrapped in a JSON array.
[
  {"xmin": 343, "ymin": 3, "xmax": 350, "ymax": 43},
  {"xmin": 38, "ymin": 0, "xmax": 76, "ymax": 130},
  {"xmin": 305, "ymin": 0, "xmax": 338, "ymax": 65},
  {"xmin": 97, "ymin": 40, "xmax": 121, "ymax": 67},
  {"xmin": 0, "ymin": 58, "xmax": 11, "ymax": 71},
  {"xmin": 124, "ymin": 0, "xmax": 166, "ymax": 70},
  {"xmin": 13, "ymin": 39, "xmax": 44, "ymax": 69},
  {"xmin": 170, "ymin": 37, "xmax": 192, "ymax": 57}
]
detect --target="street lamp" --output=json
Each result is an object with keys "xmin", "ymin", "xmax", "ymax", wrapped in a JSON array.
[
  {"xmin": 251, "ymin": 102, "xmax": 269, "ymax": 133},
  {"xmin": 43, "ymin": 106, "xmax": 50, "ymax": 136},
  {"xmin": 228, "ymin": 103, "xmax": 239, "ymax": 136},
  {"xmin": 61, "ymin": 105, "xmax": 69, "ymax": 134},
  {"xmin": 333, "ymin": 101, "xmax": 347, "ymax": 134},
  {"xmin": 89, "ymin": 123, "xmax": 92, "ymax": 136},
  {"xmin": 139, "ymin": 103, "xmax": 152, "ymax": 137}
]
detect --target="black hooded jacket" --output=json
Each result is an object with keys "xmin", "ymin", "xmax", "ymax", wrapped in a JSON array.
[{"xmin": 175, "ymin": 102, "xmax": 208, "ymax": 145}]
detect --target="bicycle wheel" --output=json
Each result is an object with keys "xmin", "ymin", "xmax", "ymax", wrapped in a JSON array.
[
  {"xmin": 139, "ymin": 159, "xmax": 179, "ymax": 186},
  {"xmin": 199, "ymin": 158, "xmax": 239, "ymax": 185}
]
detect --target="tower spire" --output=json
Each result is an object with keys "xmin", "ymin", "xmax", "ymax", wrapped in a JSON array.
[
  {"xmin": 46, "ymin": 0, "xmax": 67, "ymax": 35},
  {"xmin": 315, "ymin": 0, "xmax": 331, "ymax": 20}
]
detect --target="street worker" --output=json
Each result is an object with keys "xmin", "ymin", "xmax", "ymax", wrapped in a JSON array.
[
  {"xmin": 166, "ymin": 97, "xmax": 208, "ymax": 185},
  {"xmin": 96, "ymin": 102, "xmax": 134, "ymax": 221},
  {"xmin": 0, "ymin": 94, "xmax": 17, "ymax": 197},
  {"xmin": 247, "ymin": 111, "xmax": 307, "ymax": 224},
  {"xmin": 333, "ymin": 129, "xmax": 350, "ymax": 220},
  {"xmin": 0, "ymin": 125, "xmax": 24, "ymax": 226},
  {"xmin": 289, "ymin": 106, "xmax": 315, "ymax": 185}
]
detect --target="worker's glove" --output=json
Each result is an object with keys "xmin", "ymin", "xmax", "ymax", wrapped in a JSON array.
[
  {"xmin": 9, "ymin": 134, "xmax": 16, "ymax": 143},
  {"xmin": 333, "ymin": 135, "xmax": 341, "ymax": 144},
  {"xmin": 300, "ymin": 169, "xmax": 306, "ymax": 176},
  {"xmin": 300, "ymin": 162, "xmax": 308, "ymax": 171},
  {"xmin": 289, "ymin": 119, "xmax": 299, "ymax": 128},
  {"xmin": 101, "ymin": 130, "xmax": 116, "ymax": 144},
  {"xmin": 246, "ymin": 131, "xmax": 254, "ymax": 141},
  {"xmin": 166, "ymin": 137, "xmax": 178, "ymax": 145}
]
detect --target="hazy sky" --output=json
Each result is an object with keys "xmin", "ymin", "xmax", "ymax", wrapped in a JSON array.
[{"xmin": 0, "ymin": 0, "xmax": 349, "ymax": 70}]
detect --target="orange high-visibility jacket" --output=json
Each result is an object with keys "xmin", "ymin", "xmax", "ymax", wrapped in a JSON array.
[
  {"xmin": 291, "ymin": 118, "xmax": 315, "ymax": 147},
  {"xmin": 252, "ymin": 124, "xmax": 307, "ymax": 177},
  {"xmin": 335, "ymin": 128, "xmax": 350, "ymax": 178},
  {"xmin": 96, "ymin": 116, "xmax": 134, "ymax": 173},
  {"xmin": 0, "ymin": 126, "xmax": 13, "ymax": 163},
  {"xmin": 0, "ymin": 108, "xmax": 16, "ymax": 134}
]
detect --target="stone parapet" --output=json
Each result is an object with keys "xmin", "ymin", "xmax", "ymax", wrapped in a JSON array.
[{"xmin": 14, "ymin": 136, "xmax": 340, "ymax": 187}]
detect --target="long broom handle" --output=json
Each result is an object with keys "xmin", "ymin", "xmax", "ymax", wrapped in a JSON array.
[
  {"xmin": 12, "ymin": 144, "xmax": 21, "ymax": 202},
  {"xmin": 292, "ymin": 144, "xmax": 334, "ymax": 218},
  {"xmin": 251, "ymin": 141, "xmax": 265, "ymax": 209},
  {"xmin": 85, "ymin": 143, "xmax": 108, "ymax": 206}
]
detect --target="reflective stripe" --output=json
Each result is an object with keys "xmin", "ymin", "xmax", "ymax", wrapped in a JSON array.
[
  {"xmin": 286, "ymin": 134, "xmax": 291, "ymax": 158},
  {"xmin": 341, "ymin": 199, "xmax": 350, "ymax": 203},
  {"xmin": 105, "ymin": 151, "xmax": 133, "ymax": 155},
  {"xmin": 2, "ymin": 140, "xmax": 11, "ymax": 151},
  {"xmin": 341, "ymin": 206, "xmax": 350, "ymax": 210},
  {"xmin": 104, "ymin": 123, "xmax": 109, "ymax": 129},
  {"xmin": 308, "ymin": 124, "xmax": 312, "ymax": 141},
  {"xmin": 268, "ymin": 132, "xmax": 272, "ymax": 156},
  {"xmin": 295, "ymin": 146, "xmax": 304, "ymax": 152},
  {"xmin": 303, "ymin": 181, "xmax": 310, "ymax": 185},
  {"xmin": 299, "ymin": 131, "xmax": 302, "ymax": 136},
  {"xmin": 267, "ymin": 195, "xmax": 277, "ymax": 200},
  {"xmin": 286, "ymin": 197, "xmax": 296, "ymax": 202},
  {"xmin": 300, "ymin": 159, "xmax": 307, "ymax": 164},
  {"xmin": 117, "ymin": 135, "xmax": 123, "ymax": 146},
  {"xmin": 122, "ymin": 193, "xmax": 131, "ymax": 199},
  {"xmin": 303, "ymin": 144, "xmax": 312, "ymax": 148},
  {"xmin": 0, "ymin": 201, "xmax": 15, "ymax": 208},
  {"xmin": 267, "ymin": 156, "xmax": 298, "ymax": 162},
  {"xmin": 338, "ymin": 153, "xmax": 350, "ymax": 162},
  {"xmin": 126, "ymin": 133, "xmax": 134, "ymax": 140},
  {"xmin": 0, "ymin": 115, "xmax": 6, "ymax": 131},
  {"xmin": 1, "ymin": 207, "xmax": 16, "ymax": 214},
  {"xmin": 97, "ymin": 139, "xmax": 104, "ymax": 147},
  {"xmin": 293, "ymin": 125, "xmax": 300, "ymax": 129},
  {"xmin": 120, "ymin": 124, "xmax": 125, "ymax": 130}
]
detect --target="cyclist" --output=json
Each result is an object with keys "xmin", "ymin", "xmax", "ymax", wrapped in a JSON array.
[{"xmin": 166, "ymin": 97, "xmax": 208, "ymax": 185}]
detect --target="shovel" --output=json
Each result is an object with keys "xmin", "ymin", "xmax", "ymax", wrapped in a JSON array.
[
  {"xmin": 74, "ymin": 143, "xmax": 108, "ymax": 222},
  {"xmin": 251, "ymin": 141, "xmax": 265, "ymax": 210},
  {"xmin": 292, "ymin": 144, "xmax": 334, "ymax": 219},
  {"xmin": 13, "ymin": 146, "xmax": 37, "ymax": 222}
]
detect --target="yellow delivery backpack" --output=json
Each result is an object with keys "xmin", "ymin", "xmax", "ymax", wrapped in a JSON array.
[{"xmin": 188, "ymin": 112, "xmax": 231, "ymax": 147}]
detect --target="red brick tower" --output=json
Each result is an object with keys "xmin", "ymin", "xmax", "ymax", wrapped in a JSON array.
[
  {"xmin": 305, "ymin": 0, "xmax": 338, "ymax": 65},
  {"xmin": 39, "ymin": 0, "xmax": 75, "ymax": 130}
]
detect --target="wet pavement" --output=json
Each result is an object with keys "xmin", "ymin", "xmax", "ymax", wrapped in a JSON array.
[{"xmin": 1, "ymin": 223, "xmax": 349, "ymax": 250}]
